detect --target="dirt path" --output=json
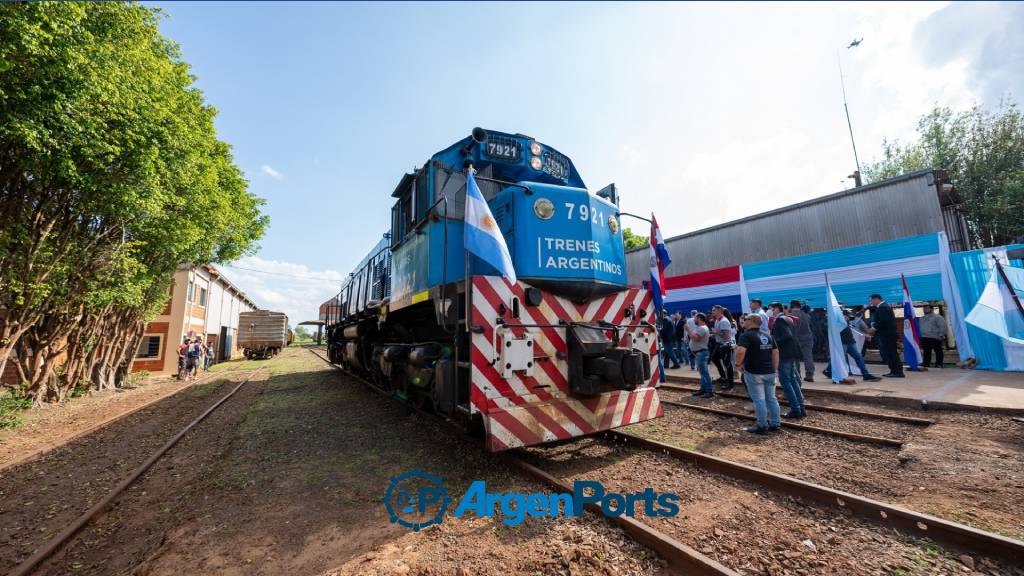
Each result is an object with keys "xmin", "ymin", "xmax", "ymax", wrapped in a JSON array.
[
  {"xmin": 1, "ymin": 372, "xmax": 209, "ymax": 470},
  {"xmin": 3, "ymin": 348, "xmax": 666, "ymax": 576}
]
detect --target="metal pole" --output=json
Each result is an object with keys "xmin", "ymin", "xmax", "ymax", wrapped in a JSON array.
[
  {"xmin": 993, "ymin": 256, "xmax": 1024, "ymax": 319},
  {"xmin": 838, "ymin": 50, "xmax": 862, "ymax": 180}
]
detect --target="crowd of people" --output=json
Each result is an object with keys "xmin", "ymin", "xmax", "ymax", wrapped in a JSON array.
[
  {"xmin": 657, "ymin": 294, "xmax": 932, "ymax": 434},
  {"xmin": 176, "ymin": 335, "xmax": 216, "ymax": 380}
]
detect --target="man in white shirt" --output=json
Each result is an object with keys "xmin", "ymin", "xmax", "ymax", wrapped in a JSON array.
[{"xmin": 750, "ymin": 298, "xmax": 771, "ymax": 336}]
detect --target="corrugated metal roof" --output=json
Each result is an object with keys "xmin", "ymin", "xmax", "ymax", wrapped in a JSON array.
[{"xmin": 626, "ymin": 169, "xmax": 947, "ymax": 282}]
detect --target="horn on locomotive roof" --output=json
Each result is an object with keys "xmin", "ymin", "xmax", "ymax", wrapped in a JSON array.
[{"xmin": 462, "ymin": 127, "xmax": 489, "ymax": 166}]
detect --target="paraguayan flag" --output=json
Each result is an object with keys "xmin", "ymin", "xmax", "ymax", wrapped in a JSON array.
[{"xmin": 464, "ymin": 170, "xmax": 517, "ymax": 283}]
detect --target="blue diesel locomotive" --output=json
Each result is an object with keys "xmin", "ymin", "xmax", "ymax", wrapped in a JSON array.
[{"xmin": 325, "ymin": 128, "xmax": 662, "ymax": 450}]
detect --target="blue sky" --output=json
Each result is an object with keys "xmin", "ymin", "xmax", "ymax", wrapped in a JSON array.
[{"xmin": 150, "ymin": 1, "xmax": 1023, "ymax": 323}]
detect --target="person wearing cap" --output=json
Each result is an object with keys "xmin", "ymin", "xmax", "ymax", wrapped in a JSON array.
[{"xmin": 735, "ymin": 314, "xmax": 780, "ymax": 433}]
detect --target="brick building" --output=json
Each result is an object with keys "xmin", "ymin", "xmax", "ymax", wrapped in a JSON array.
[{"xmin": 131, "ymin": 265, "xmax": 258, "ymax": 375}]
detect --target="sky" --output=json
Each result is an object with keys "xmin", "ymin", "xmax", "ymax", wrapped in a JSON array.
[{"xmin": 149, "ymin": 1, "xmax": 1024, "ymax": 325}]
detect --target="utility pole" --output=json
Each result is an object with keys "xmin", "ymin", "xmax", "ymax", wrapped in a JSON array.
[{"xmin": 838, "ymin": 50, "xmax": 862, "ymax": 187}]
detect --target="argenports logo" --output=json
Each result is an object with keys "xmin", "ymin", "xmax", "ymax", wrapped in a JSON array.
[{"xmin": 382, "ymin": 469, "xmax": 680, "ymax": 530}]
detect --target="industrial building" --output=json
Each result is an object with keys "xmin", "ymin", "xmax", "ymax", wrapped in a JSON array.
[
  {"xmin": 625, "ymin": 169, "xmax": 970, "ymax": 284},
  {"xmin": 131, "ymin": 264, "xmax": 258, "ymax": 375}
]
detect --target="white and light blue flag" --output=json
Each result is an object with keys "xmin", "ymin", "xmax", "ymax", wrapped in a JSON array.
[
  {"xmin": 464, "ymin": 170, "xmax": 516, "ymax": 284},
  {"xmin": 966, "ymin": 262, "xmax": 1024, "ymax": 345},
  {"xmin": 825, "ymin": 274, "xmax": 850, "ymax": 383}
]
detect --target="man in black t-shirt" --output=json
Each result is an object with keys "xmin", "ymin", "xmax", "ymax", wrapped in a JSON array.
[{"xmin": 735, "ymin": 314, "xmax": 781, "ymax": 434}]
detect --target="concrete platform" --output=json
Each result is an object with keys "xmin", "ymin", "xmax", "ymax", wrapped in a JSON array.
[{"xmin": 662, "ymin": 362, "xmax": 1024, "ymax": 413}]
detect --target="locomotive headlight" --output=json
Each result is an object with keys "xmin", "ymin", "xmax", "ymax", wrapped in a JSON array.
[
  {"xmin": 530, "ymin": 155, "xmax": 543, "ymax": 171},
  {"xmin": 533, "ymin": 198, "xmax": 555, "ymax": 220},
  {"xmin": 529, "ymin": 141, "xmax": 543, "ymax": 156},
  {"xmin": 608, "ymin": 215, "xmax": 619, "ymax": 234}
]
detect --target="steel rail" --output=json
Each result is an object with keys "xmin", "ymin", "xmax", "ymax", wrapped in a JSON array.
[
  {"xmin": 659, "ymin": 383, "xmax": 934, "ymax": 426},
  {"xmin": 503, "ymin": 454, "xmax": 738, "ymax": 576},
  {"xmin": 1, "ymin": 369, "xmax": 230, "ymax": 473},
  {"xmin": 606, "ymin": 430, "xmax": 1024, "ymax": 566},
  {"xmin": 661, "ymin": 399, "xmax": 904, "ymax": 447},
  {"xmin": 6, "ymin": 370, "xmax": 261, "ymax": 576}
]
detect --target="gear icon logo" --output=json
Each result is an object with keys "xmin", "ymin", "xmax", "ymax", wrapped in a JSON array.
[{"xmin": 382, "ymin": 469, "xmax": 451, "ymax": 532}]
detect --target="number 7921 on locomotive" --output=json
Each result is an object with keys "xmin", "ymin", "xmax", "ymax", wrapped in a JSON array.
[{"xmin": 324, "ymin": 128, "xmax": 663, "ymax": 451}]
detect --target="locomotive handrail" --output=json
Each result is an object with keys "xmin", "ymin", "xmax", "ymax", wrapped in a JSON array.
[{"xmin": 436, "ymin": 164, "xmax": 533, "ymax": 195}]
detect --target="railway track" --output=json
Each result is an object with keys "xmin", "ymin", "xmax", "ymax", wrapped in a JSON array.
[
  {"xmin": 659, "ymin": 382, "xmax": 934, "ymax": 426},
  {"xmin": 660, "ymin": 398, "xmax": 907, "ymax": 447},
  {"xmin": 513, "ymin": 432, "xmax": 1024, "ymax": 574},
  {"xmin": 6, "ymin": 369, "xmax": 262, "ymax": 576},
  {"xmin": 308, "ymin": 348, "xmax": 1024, "ymax": 574}
]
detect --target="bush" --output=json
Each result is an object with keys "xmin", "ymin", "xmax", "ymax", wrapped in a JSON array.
[{"xmin": 0, "ymin": 388, "xmax": 33, "ymax": 429}]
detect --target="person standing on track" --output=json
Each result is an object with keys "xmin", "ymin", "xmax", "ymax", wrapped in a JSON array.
[
  {"xmin": 685, "ymin": 313, "xmax": 713, "ymax": 397},
  {"xmin": 789, "ymin": 299, "xmax": 815, "ymax": 382},
  {"xmin": 658, "ymin": 310, "xmax": 682, "ymax": 370},
  {"xmin": 711, "ymin": 305, "xmax": 736, "ymax": 390},
  {"xmin": 735, "ymin": 314, "xmax": 780, "ymax": 434},
  {"xmin": 769, "ymin": 302, "xmax": 805, "ymax": 419}
]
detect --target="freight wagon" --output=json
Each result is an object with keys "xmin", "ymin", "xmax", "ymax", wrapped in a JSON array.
[{"xmin": 238, "ymin": 310, "xmax": 290, "ymax": 359}]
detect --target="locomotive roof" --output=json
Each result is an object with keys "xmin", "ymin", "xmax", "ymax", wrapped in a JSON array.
[{"xmin": 429, "ymin": 128, "xmax": 586, "ymax": 189}]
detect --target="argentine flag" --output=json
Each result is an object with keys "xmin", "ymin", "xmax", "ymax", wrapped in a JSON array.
[
  {"xmin": 966, "ymin": 261, "xmax": 1024, "ymax": 345},
  {"xmin": 825, "ymin": 274, "xmax": 850, "ymax": 383},
  {"xmin": 465, "ymin": 170, "xmax": 516, "ymax": 283}
]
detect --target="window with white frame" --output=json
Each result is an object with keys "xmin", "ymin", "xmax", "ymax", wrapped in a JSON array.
[
  {"xmin": 187, "ymin": 281, "xmax": 194, "ymax": 303},
  {"xmin": 135, "ymin": 335, "xmax": 162, "ymax": 359},
  {"xmin": 199, "ymin": 287, "xmax": 208, "ymax": 307}
]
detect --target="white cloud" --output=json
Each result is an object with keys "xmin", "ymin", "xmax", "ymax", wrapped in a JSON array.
[
  {"xmin": 216, "ymin": 256, "xmax": 344, "ymax": 328},
  {"xmin": 260, "ymin": 164, "xmax": 285, "ymax": 180}
]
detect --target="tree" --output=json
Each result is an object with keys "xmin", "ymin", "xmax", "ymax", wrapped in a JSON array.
[
  {"xmin": 0, "ymin": 4, "xmax": 267, "ymax": 401},
  {"xmin": 294, "ymin": 326, "xmax": 312, "ymax": 341},
  {"xmin": 622, "ymin": 227, "xmax": 648, "ymax": 251},
  {"xmin": 863, "ymin": 101, "xmax": 1024, "ymax": 247}
]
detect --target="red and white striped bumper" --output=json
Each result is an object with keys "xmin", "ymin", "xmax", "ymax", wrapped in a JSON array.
[{"xmin": 469, "ymin": 276, "xmax": 662, "ymax": 451}]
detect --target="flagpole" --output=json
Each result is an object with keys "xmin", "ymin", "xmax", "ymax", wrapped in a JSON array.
[
  {"xmin": 465, "ymin": 165, "xmax": 473, "ymax": 334},
  {"xmin": 993, "ymin": 255, "xmax": 1024, "ymax": 320}
]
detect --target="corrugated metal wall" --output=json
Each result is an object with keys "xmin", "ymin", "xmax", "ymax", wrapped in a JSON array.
[{"xmin": 626, "ymin": 170, "xmax": 948, "ymax": 283}]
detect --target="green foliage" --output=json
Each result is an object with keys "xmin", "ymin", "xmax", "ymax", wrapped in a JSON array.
[
  {"xmin": 0, "ymin": 388, "xmax": 33, "ymax": 428},
  {"xmin": 622, "ymin": 227, "xmax": 648, "ymax": 251},
  {"xmin": 863, "ymin": 101, "xmax": 1024, "ymax": 247},
  {"xmin": 0, "ymin": 3, "xmax": 268, "ymax": 397},
  {"xmin": 293, "ymin": 326, "xmax": 312, "ymax": 341}
]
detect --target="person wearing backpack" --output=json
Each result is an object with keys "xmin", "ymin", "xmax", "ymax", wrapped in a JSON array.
[{"xmin": 186, "ymin": 336, "xmax": 203, "ymax": 380}]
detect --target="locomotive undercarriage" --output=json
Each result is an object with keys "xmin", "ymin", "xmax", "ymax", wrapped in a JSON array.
[{"xmin": 328, "ymin": 285, "xmax": 476, "ymax": 429}]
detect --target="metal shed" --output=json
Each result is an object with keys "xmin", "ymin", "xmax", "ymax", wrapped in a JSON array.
[{"xmin": 625, "ymin": 169, "xmax": 970, "ymax": 284}]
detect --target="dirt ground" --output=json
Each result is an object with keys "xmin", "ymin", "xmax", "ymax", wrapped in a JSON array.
[
  {"xmin": 2, "ymin": 348, "xmax": 1022, "ymax": 576},
  {"xmin": 630, "ymin": 387, "xmax": 1024, "ymax": 542},
  {"xmin": 0, "ymin": 348, "xmax": 664, "ymax": 576}
]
